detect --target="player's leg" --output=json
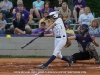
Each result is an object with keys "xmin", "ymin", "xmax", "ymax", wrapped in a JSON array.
[
  {"xmin": 55, "ymin": 39, "xmax": 72, "ymax": 67},
  {"xmin": 38, "ymin": 39, "xmax": 59, "ymax": 69},
  {"xmin": 57, "ymin": 52, "xmax": 72, "ymax": 67},
  {"xmin": 39, "ymin": 38, "xmax": 68, "ymax": 69},
  {"xmin": 89, "ymin": 50, "xmax": 100, "ymax": 64},
  {"xmin": 70, "ymin": 51, "xmax": 93, "ymax": 62}
]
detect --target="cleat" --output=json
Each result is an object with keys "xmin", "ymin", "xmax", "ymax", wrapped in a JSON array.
[
  {"xmin": 67, "ymin": 58, "xmax": 72, "ymax": 67},
  {"xmin": 38, "ymin": 64, "xmax": 48, "ymax": 69}
]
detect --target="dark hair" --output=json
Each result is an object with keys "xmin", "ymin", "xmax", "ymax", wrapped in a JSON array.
[
  {"xmin": 44, "ymin": 1, "xmax": 50, "ymax": 7},
  {"xmin": 0, "ymin": 12, "xmax": 4, "ymax": 21},
  {"xmin": 15, "ymin": 12, "xmax": 21, "ymax": 20},
  {"xmin": 41, "ymin": 22, "xmax": 46, "ymax": 25}
]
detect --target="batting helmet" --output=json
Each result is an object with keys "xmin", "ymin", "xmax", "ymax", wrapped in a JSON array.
[
  {"xmin": 49, "ymin": 11, "xmax": 59, "ymax": 18},
  {"xmin": 80, "ymin": 24, "xmax": 89, "ymax": 36}
]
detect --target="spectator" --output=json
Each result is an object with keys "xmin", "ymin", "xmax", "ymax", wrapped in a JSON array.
[
  {"xmin": 54, "ymin": 0, "xmax": 63, "ymax": 11},
  {"xmin": 12, "ymin": 0, "xmax": 26, "ymax": 15},
  {"xmin": 89, "ymin": 19, "xmax": 100, "ymax": 35},
  {"xmin": 33, "ymin": 22, "xmax": 50, "ymax": 34},
  {"xmin": 78, "ymin": 7, "xmax": 94, "ymax": 26},
  {"xmin": 17, "ymin": 0, "xmax": 23, "ymax": 4},
  {"xmin": 41, "ymin": 1, "xmax": 54, "ymax": 18},
  {"xmin": 39, "ymin": 11, "xmax": 50, "ymax": 28},
  {"xmin": 73, "ymin": 0, "xmax": 86, "ymax": 23},
  {"xmin": 0, "ymin": 12, "xmax": 7, "ymax": 34},
  {"xmin": 30, "ymin": 0, "xmax": 44, "ymax": 20},
  {"xmin": 59, "ymin": 2, "xmax": 71, "ymax": 24},
  {"xmin": 12, "ymin": 3, "xmax": 33, "ymax": 34},
  {"xmin": 0, "ymin": 0, "xmax": 13, "ymax": 20},
  {"xmin": 13, "ymin": 12, "xmax": 25, "ymax": 34}
]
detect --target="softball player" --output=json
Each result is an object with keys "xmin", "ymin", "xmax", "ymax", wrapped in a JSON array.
[
  {"xmin": 39, "ymin": 11, "xmax": 72, "ymax": 69},
  {"xmin": 68, "ymin": 24, "xmax": 100, "ymax": 63}
]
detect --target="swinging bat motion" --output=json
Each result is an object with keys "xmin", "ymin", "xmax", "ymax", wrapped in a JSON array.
[
  {"xmin": 21, "ymin": 32, "xmax": 44, "ymax": 49},
  {"xmin": 21, "ymin": 36, "xmax": 39, "ymax": 49}
]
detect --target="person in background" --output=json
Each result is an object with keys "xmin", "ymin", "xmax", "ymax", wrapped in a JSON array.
[
  {"xmin": 0, "ymin": 12, "xmax": 7, "ymax": 34},
  {"xmin": 30, "ymin": 0, "xmax": 44, "ymax": 20},
  {"xmin": 12, "ymin": 3, "xmax": 33, "ymax": 34},
  {"xmin": 13, "ymin": 12, "xmax": 25, "ymax": 34},
  {"xmin": 12, "ymin": 0, "xmax": 26, "ymax": 15},
  {"xmin": 78, "ymin": 7, "xmax": 94, "ymax": 26},
  {"xmin": 89, "ymin": 19, "xmax": 100, "ymax": 35},
  {"xmin": 65, "ymin": 23, "xmax": 75, "ymax": 35},
  {"xmin": 59, "ymin": 2, "xmax": 71, "ymax": 25},
  {"xmin": 73, "ymin": 0, "xmax": 86, "ymax": 23},
  {"xmin": 0, "ymin": 0, "xmax": 13, "ymax": 20},
  {"xmin": 39, "ymin": 11, "xmax": 50, "ymax": 28},
  {"xmin": 33, "ymin": 22, "xmax": 50, "ymax": 34},
  {"xmin": 40, "ymin": 1, "xmax": 54, "ymax": 18},
  {"xmin": 17, "ymin": 0, "xmax": 23, "ymax": 4},
  {"xmin": 54, "ymin": 0, "xmax": 63, "ymax": 11}
]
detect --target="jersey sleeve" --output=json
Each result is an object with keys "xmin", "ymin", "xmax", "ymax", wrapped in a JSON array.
[
  {"xmin": 89, "ymin": 35, "xmax": 93, "ymax": 42},
  {"xmin": 75, "ymin": 34, "xmax": 79, "ymax": 41}
]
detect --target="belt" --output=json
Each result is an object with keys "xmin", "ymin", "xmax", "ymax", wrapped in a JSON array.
[{"xmin": 56, "ymin": 35, "xmax": 65, "ymax": 38}]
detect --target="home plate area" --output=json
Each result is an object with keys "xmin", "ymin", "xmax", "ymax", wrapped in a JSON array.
[{"xmin": 0, "ymin": 58, "xmax": 100, "ymax": 75}]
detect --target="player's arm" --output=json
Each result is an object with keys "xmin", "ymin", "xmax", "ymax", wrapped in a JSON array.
[
  {"xmin": 68, "ymin": 35, "xmax": 76, "ymax": 40},
  {"xmin": 44, "ymin": 32, "xmax": 54, "ymax": 37},
  {"xmin": 91, "ymin": 36, "xmax": 99, "ymax": 47},
  {"xmin": 45, "ymin": 23, "xmax": 56, "ymax": 32}
]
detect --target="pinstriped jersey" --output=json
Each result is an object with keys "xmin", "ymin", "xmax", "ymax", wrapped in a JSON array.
[{"xmin": 53, "ymin": 18, "xmax": 67, "ymax": 37}]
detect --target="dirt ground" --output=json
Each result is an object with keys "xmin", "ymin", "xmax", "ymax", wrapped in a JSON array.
[{"xmin": 0, "ymin": 58, "xmax": 100, "ymax": 75}]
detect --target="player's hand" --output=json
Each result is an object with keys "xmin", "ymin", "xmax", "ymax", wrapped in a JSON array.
[
  {"xmin": 39, "ymin": 32, "xmax": 44, "ymax": 37},
  {"xmin": 91, "ymin": 35, "xmax": 95, "ymax": 41}
]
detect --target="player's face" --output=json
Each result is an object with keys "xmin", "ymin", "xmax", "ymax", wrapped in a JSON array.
[
  {"xmin": 80, "ymin": 28, "xmax": 85, "ymax": 33},
  {"xmin": 50, "ymin": 17, "xmax": 55, "ymax": 22}
]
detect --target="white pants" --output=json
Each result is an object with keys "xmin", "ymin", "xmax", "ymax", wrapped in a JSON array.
[{"xmin": 53, "ymin": 37, "xmax": 67, "ymax": 59}]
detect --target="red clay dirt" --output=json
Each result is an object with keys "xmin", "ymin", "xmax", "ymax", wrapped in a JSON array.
[{"xmin": 0, "ymin": 58, "xmax": 100, "ymax": 75}]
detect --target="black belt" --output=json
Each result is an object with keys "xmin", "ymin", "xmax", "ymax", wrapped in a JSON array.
[{"xmin": 56, "ymin": 35, "xmax": 65, "ymax": 38}]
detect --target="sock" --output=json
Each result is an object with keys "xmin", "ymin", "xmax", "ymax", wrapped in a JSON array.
[
  {"xmin": 70, "ymin": 55, "xmax": 74, "ymax": 61},
  {"xmin": 44, "ymin": 55, "xmax": 56, "ymax": 66},
  {"xmin": 61, "ymin": 56, "xmax": 70, "ymax": 63}
]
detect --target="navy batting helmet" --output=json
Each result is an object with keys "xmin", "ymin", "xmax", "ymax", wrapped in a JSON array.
[{"xmin": 80, "ymin": 24, "xmax": 89, "ymax": 36}]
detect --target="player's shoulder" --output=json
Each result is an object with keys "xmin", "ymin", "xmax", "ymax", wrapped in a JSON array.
[{"xmin": 56, "ymin": 18, "xmax": 63, "ymax": 21}]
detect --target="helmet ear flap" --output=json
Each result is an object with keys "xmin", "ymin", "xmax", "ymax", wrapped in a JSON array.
[{"xmin": 53, "ymin": 14, "xmax": 58, "ymax": 18}]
